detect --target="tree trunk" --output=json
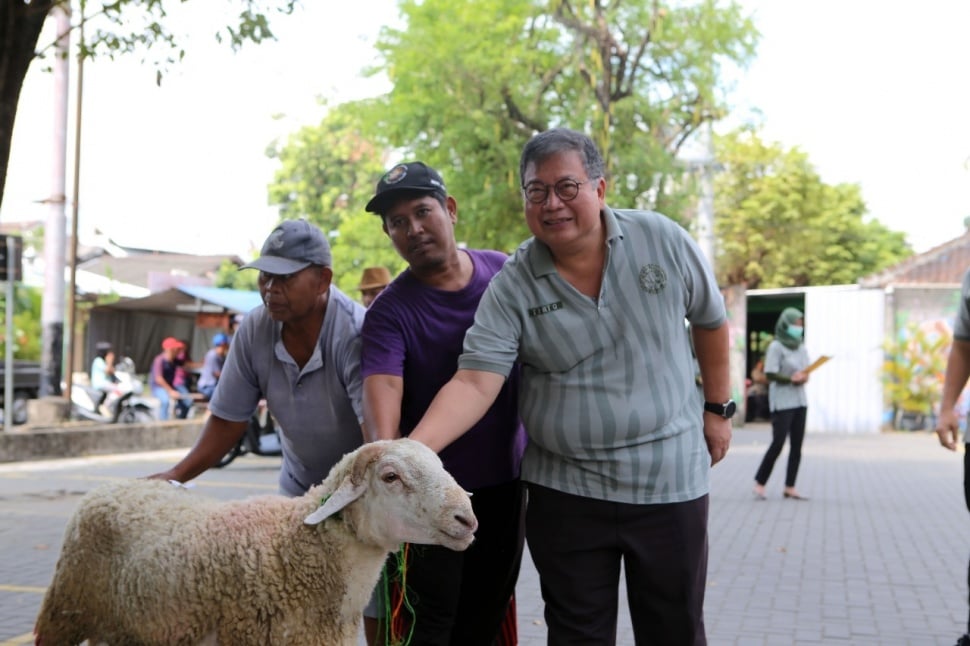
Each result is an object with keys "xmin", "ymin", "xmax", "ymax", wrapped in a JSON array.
[{"xmin": 0, "ymin": 0, "xmax": 55, "ymax": 212}]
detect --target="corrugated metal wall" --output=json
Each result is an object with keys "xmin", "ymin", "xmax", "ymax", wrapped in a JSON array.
[{"xmin": 804, "ymin": 286, "xmax": 885, "ymax": 433}]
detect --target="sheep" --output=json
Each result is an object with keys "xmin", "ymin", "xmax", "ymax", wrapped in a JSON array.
[{"xmin": 34, "ymin": 438, "xmax": 477, "ymax": 646}]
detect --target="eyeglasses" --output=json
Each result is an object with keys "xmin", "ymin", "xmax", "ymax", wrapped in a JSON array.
[{"xmin": 521, "ymin": 178, "xmax": 587, "ymax": 204}]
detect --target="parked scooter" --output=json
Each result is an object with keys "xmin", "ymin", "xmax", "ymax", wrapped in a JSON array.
[
  {"xmin": 214, "ymin": 401, "xmax": 282, "ymax": 468},
  {"xmin": 71, "ymin": 356, "xmax": 156, "ymax": 424}
]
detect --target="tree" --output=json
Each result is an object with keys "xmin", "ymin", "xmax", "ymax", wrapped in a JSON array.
[
  {"xmin": 361, "ymin": 0, "xmax": 759, "ymax": 251},
  {"xmin": 266, "ymin": 100, "xmax": 406, "ymax": 296},
  {"xmin": 0, "ymin": 0, "xmax": 297, "ymax": 212},
  {"xmin": 712, "ymin": 128, "xmax": 911, "ymax": 288},
  {"xmin": 213, "ymin": 258, "xmax": 257, "ymax": 291}
]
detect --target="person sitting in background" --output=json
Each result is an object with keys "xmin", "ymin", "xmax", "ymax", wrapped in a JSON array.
[
  {"xmin": 357, "ymin": 266, "xmax": 392, "ymax": 308},
  {"xmin": 196, "ymin": 333, "xmax": 230, "ymax": 400},
  {"xmin": 89, "ymin": 341, "xmax": 117, "ymax": 392},
  {"xmin": 150, "ymin": 337, "xmax": 193, "ymax": 420},
  {"xmin": 746, "ymin": 356, "xmax": 770, "ymax": 422}
]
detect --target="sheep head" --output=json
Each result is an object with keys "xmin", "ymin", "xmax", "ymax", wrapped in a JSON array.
[{"xmin": 304, "ymin": 439, "xmax": 478, "ymax": 551}]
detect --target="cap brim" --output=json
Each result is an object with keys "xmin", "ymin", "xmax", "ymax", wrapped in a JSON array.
[
  {"xmin": 365, "ymin": 188, "xmax": 439, "ymax": 214},
  {"xmin": 241, "ymin": 256, "xmax": 312, "ymax": 274}
]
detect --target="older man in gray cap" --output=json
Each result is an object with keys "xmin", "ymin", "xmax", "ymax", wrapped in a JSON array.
[{"xmin": 150, "ymin": 219, "xmax": 367, "ymax": 497}]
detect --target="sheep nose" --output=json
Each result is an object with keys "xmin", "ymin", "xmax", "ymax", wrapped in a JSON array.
[{"xmin": 455, "ymin": 512, "xmax": 478, "ymax": 533}]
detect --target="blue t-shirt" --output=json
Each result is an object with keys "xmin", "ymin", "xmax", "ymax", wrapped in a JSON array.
[
  {"xmin": 197, "ymin": 348, "xmax": 225, "ymax": 389},
  {"xmin": 361, "ymin": 249, "xmax": 527, "ymax": 490}
]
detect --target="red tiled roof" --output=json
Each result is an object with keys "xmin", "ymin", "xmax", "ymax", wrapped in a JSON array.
[{"xmin": 860, "ymin": 230, "xmax": 970, "ymax": 287}]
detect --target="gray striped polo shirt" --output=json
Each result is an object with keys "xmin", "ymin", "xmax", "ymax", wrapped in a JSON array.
[
  {"xmin": 459, "ymin": 207, "xmax": 726, "ymax": 504},
  {"xmin": 954, "ymin": 270, "xmax": 970, "ymax": 342},
  {"xmin": 952, "ymin": 271, "xmax": 970, "ymax": 442},
  {"xmin": 764, "ymin": 340, "xmax": 810, "ymax": 412}
]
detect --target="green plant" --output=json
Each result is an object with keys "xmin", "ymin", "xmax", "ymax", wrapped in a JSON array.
[
  {"xmin": 0, "ymin": 285, "xmax": 43, "ymax": 360},
  {"xmin": 881, "ymin": 321, "xmax": 951, "ymax": 419}
]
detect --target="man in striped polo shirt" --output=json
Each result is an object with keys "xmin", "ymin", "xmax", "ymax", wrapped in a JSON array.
[{"xmin": 410, "ymin": 128, "xmax": 732, "ymax": 645}]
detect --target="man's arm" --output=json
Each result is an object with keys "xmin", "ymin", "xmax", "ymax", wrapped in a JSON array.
[
  {"xmin": 146, "ymin": 415, "xmax": 248, "ymax": 482},
  {"xmin": 936, "ymin": 338, "xmax": 970, "ymax": 451},
  {"xmin": 692, "ymin": 321, "xmax": 732, "ymax": 465},
  {"xmin": 362, "ymin": 374, "xmax": 404, "ymax": 442},
  {"xmin": 407, "ymin": 369, "xmax": 506, "ymax": 452}
]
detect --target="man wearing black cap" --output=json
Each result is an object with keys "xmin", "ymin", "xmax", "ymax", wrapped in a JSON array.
[
  {"xmin": 360, "ymin": 162, "xmax": 526, "ymax": 645},
  {"xmin": 150, "ymin": 218, "xmax": 366, "ymax": 499}
]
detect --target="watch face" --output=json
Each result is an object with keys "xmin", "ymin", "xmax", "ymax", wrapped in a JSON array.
[{"xmin": 724, "ymin": 400, "xmax": 737, "ymax": 418}]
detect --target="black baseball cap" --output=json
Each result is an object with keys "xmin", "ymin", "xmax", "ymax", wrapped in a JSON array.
[{"xmin": 365, "ymin": 161, "xmax": 447, "ymax": 215}]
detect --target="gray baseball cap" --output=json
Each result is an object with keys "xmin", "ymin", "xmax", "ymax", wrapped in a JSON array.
[{"xmin": 242, "ymin": 220, "xmax": 332, "ymax": 275}]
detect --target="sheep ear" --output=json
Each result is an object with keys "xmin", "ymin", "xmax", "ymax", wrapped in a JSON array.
[{"xmin": 304, "ymin": 476, "xmax": 365, "ymax": 525}]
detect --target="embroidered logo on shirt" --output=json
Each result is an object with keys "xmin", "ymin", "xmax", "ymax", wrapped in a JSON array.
[
  {"xmin": 639, "ymin": 264, "xmax": 667, "ymax": 293},
  {"xmin": 529, "ymin": 301, "xmax": 564, "ymax": 317}
]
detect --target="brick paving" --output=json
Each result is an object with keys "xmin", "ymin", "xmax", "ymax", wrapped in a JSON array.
[{"xmin": 1, "ymin": 426, "xmax": 968, "ymax": 645}]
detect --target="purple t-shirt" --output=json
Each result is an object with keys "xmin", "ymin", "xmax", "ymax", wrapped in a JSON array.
[{"xmin": 361, "ymin": 249, "xmax": 526, "ymax": 490}]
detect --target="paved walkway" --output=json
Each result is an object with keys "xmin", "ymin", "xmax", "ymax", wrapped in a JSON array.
[{"xmin": 1, "ymin": 426, "xmax": 968, "ymax": 645}]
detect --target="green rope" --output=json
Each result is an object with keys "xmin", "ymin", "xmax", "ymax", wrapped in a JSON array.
[{"xmin": 380, "ymin": 544, "xmax": 415, "ymax": 646}]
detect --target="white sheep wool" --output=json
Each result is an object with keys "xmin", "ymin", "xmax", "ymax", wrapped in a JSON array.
[{"xmin": 34, "ymin": 439, "xmax": 477, "ymax": 646}]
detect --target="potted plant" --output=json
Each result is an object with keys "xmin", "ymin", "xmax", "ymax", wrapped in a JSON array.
[{"xmin": 881, "ymin": 321, "xmax": 951, "ymax": 430}]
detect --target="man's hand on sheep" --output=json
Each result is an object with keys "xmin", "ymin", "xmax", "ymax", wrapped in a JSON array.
[{"xmin": 34, "ymin": 438, "xmax": 477, "ymax": 646}]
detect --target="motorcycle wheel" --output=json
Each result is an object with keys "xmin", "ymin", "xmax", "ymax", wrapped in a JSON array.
[
  {"xmin": 119, "ymin": 406, "xmax": 156, "ymax": 425},
  {"xmin": 214, "ymin": 443, "xmax": 242, "ymax": 469}
]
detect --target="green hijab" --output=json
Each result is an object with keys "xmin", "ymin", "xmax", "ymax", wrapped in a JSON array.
[{"xmin": 774, "ymin": 307, "xmax": 804, "ymax": 349}]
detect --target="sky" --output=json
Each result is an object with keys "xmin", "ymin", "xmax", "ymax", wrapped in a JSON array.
[{"xmin": 2, "ymin": 1, "xmax": 968, "ymax": 258}]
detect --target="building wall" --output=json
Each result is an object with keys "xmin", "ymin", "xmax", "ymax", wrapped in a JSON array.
[
  {"xmin": 804, "ymin": 286, "xmax": 885, "ymax": 433},
  {"xmin": 744, "ymin": 284, "xmax": 963, "ymax": 433}
]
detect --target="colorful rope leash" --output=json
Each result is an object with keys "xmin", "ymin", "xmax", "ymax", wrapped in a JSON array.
[{"xmin": 381, "ymin": 543, "xmax": 414, "ymax": 646}]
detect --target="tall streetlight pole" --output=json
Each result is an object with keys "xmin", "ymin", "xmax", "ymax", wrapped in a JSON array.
[{"xmin": 696, "ymin": 121, "xmax": 716, "ymax": 273}]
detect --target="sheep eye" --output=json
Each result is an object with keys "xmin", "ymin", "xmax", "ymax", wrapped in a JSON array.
[{"xmin": 382, "ymin": 472, "xmax": 399, "ymax": 483}]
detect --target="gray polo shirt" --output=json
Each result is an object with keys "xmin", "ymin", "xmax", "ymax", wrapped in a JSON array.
[
  {"xmin": 460, "ymin": 207, "xmax": 726, "ymax": 504},
  {"xmin": 209, "ymin": 286, "xmax": 365, "ymax": 496},
  {"xmin": 954, "ymin": 271, "xmax": 970, "ymax": 442},
  {"xmin": 764, "ymin": 340, "xmax": 810, "ymax": 412},
  {"xmin": 954, "ymin": 270, "xmax": 970, "ymax": 342}
]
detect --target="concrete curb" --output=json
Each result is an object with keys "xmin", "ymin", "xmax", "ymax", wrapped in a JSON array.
[{"xmin": 0, "ymin": 420, "xmax": 203, "ymax": 463}]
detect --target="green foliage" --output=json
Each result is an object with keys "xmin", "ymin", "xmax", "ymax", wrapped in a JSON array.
[
  {"xmin": 330, "ymin": 211, "xmax": 407, "ymax": 298},
  {"xmin": 0, "ymin": 286, "xmax": 43, "ymax": 360},
  {"xmin": 64, "ymin": 0, "xmax": 298, "ymax": 71},
  {"xmin": 213, "ymin": 258, "xmax": 257, "ymax": 291},
  {"xmin": 265, "ymin": 101, "xmax": 405, "ymax": 297},
  {"xmin": 267, "ymin": 102, "xmax": 388, "ymax": 236},
  {"xmin": 713, "ymin": 128, "xmax": 911, "ymax": 288},
  {"xmin": 359, "ymin": 0, "xmax": 758, "ymax": 251},
  {"xmin": 881, "ymin": 321, "xmax": 951, "ymax": 417}
]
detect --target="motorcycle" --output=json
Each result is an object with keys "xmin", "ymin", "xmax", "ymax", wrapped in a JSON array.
[
  {"xmin": 214, "ymin": 401, "xmax": 282, "ymax": 468},
  {"xmin": 71, "ymin": 356, "xmax": 157, "ymax": 424}
]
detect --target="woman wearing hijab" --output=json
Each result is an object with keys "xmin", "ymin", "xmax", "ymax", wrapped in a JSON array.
[{"xmin": 753, "ymin": 308, "xmax": 811, "ymax": 500}]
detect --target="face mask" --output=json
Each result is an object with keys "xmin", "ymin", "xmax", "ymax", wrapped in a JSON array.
[{"xmin": 788, "ymin": 324, "xmax": 804, "ymax": 339}]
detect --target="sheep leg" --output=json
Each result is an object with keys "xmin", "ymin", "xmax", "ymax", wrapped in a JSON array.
[{"xmin": 34, "ymin": 588, "xmax": 89, "ymax": 646}]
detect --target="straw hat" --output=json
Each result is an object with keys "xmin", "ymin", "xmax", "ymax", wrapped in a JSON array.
[{"xmin": 358, "ymin": 266, "xmax": 392, "ymax": 290}]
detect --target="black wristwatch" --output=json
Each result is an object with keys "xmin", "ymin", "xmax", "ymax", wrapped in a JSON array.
[{"xmin": 704, "ymin": 399, "xmax": 737, "ymax": 419}]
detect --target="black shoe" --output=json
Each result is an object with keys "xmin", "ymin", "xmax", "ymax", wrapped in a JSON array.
[{"xmin": 954, "ymin": 633, "xmax": 970, "ymax": 646}]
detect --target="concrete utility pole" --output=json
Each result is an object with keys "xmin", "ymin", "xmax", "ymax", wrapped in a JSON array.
[
  {"xmin": 696, "ymin": 121, "xmax": 716, "ymax": 272},
  {"xmin": 40, "ymin": 5, "xmax": 71, "ymax": 396}
]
